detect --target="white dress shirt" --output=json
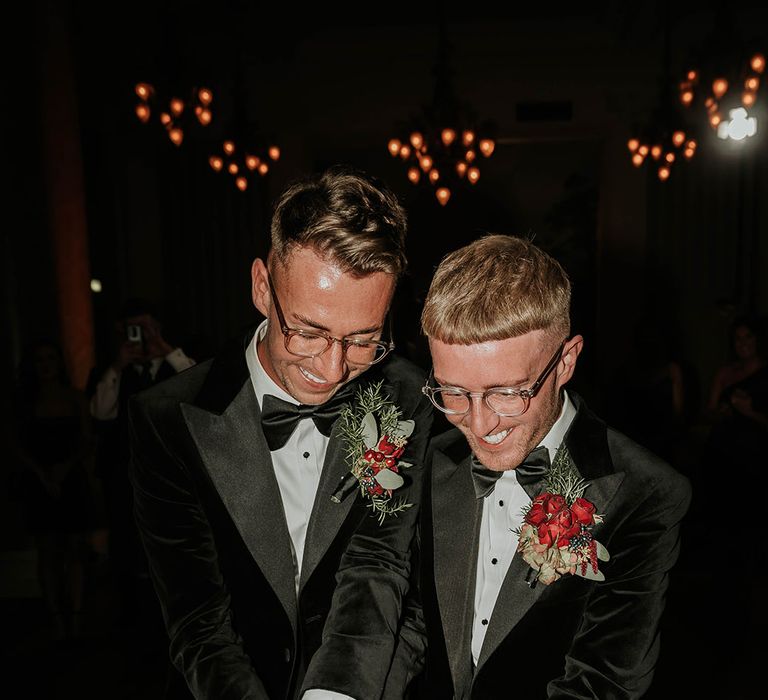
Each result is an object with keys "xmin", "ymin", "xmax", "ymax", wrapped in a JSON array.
[
  {"xmin": 471, "ymin": 391, "xmax": 577, "ymax": 665},
  {"xmin": 246, "ymin": 322, "xmax": 351, "ymax": 700}
]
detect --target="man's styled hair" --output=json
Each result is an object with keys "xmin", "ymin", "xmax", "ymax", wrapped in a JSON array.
[
  {"xmin": 270, "ymin": 166, "xmax": 407, "ymax": 278},
  {"xmin": 422, "ymin": 234, "xmax": 571, "ymax": 344}
]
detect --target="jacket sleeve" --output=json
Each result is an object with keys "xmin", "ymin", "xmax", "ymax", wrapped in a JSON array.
[
  {"xmin": 547, "ymin": 468, "xmax": 692, "ymax": 699},
  {"xmin": 301, "ymin": 387, "xmax": 433, "ymax": 700},
  {"xmin": 129, "ymin": 396, "xmax": 270, "ymax": 700}
]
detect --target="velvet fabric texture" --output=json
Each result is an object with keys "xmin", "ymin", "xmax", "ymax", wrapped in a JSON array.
[
  {"xmin": 384, "ymin": 393, "xmax": 691, "ymax": 700},
  {"xmin": 129, "ymin": 331, "xmax": 432, "ymax": 699}
]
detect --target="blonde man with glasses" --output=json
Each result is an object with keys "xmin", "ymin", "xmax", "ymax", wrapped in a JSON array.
[
  {"xmin": 384, "ymin": 235, "xmax": 690, "ymax": 700},
  {"xmin": 130, "ymin": 167, "xmax": 432, "ymax": 700}
]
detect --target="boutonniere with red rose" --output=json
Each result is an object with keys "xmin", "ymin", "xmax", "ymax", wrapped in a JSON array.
[
  {"xmin": 336, "ymin": 381, "xmax": 414, "ymax": 523},
  {"xmin": 516, "ymin": 447, "xmax": 609, "ymax": 587}
]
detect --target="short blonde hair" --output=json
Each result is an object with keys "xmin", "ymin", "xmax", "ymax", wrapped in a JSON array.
[
  {"xmin": 421, "ymin": 235, "xmax": 571, "ymax": 344},
  {"xmin": 270, "ymin": 166, "xmax": 407, "ymax": 278}
]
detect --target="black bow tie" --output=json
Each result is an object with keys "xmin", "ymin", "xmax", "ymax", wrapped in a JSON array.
[
  {"xmin": 471, "ymin": 445, "xmax": 551, "ymax": 500},
  {"xmin": 260, "ymin": 382, "xmax": 357, "ymax": 451}
]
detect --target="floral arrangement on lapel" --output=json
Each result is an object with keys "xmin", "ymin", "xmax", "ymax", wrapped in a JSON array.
[
  {"xmin": 516, "ymin": 447, "xmax": 609, "ymax": 586},
  {"xmin": 336, "ymin": 380, "xmax": 415, "ymax": 523}
]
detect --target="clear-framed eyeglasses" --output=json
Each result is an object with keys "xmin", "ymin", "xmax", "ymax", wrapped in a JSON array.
[
  {"xmin": 422, "ymin": 340, "xmax": 566, "ymax": 417},
  {"xmin": 268, "ymin": 272, "xmax": 394, "ymax": 366}
]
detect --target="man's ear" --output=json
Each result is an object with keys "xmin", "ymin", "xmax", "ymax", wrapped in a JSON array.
[
  {"xmin": 556, "ymin": 335, "xmax": 584, "ymax": 389},
  {"xmin": 251, "ymin": 258, "xmax": 270, "ymax": 316}
]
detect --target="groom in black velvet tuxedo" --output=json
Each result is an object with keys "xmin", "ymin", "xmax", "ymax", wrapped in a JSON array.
[
  {"xmin": 129, "ymin": 167, "xmax": 432, "ymax": 700},
  {"xmin": 384, "ymin": 235, "xmax": 691, "ymax": 699}
]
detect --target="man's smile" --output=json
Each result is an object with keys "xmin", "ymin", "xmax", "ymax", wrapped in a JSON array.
[{"xmin": 480, "ymin": 427, "xmax": 511, "ymax": 446}]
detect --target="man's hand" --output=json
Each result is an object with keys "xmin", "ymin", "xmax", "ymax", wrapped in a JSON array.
[
  {"xmin": 139, "ymin": 315, "xmax": 174, "ymax": 359},
  {"xmin": 112, "ymin": 340, "xmax": 145, "ymax": 372}
]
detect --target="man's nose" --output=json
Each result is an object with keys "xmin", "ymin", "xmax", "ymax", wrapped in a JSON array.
[
  {"xmin": 314, "ymin": 338, "xmax": 349, "ymax": 384},
  {"xmin": 465, "ymin": 395, "xmax": 500, "ymax": 438}
]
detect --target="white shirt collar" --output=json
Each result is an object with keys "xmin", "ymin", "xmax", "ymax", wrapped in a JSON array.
[
  {"xmin": 539, "ymin": 389, "xmax": 577, "ymax": 461},
  {"xmin": 246, "ymin": 319, "xmax": 299, "ymax": 407}
]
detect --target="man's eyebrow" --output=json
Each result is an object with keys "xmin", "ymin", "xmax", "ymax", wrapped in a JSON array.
[
  {"xmin": 293, "ymin": 313, "xmax": 382, "ymax": 336},
  {"xmin": 434, "ymin": 375, "xmax": 531, "ymax": 390}
]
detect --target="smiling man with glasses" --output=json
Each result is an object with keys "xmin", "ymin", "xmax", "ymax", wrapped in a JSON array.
[
  {"xmin": 129, "ymin": 167, "xmax": 432, "ymax": 700},
  {"xmin": 384, "ymin": 235, "xmax": 690, "ymax": 700}
]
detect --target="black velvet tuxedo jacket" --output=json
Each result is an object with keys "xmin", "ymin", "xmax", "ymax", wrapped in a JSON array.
[
  {"xmin": 128, "ymin": 332, "xmax": 432, "ymax": 700},
  {"xmin": 386, "ymin": 393, "xmax": 691, "ymax": 700}
]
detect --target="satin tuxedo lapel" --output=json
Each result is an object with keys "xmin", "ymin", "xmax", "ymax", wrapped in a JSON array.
[
  {"xmin": 431, "ymin": 443, "xmax": 483, "ymax": 697},
  {"xmin": 475, "ymin": 392, "xmax": 625, "ymax": 672},
  {"xmin": 180, "ymin": 333, "xmax": 297, "ymax": 633}
]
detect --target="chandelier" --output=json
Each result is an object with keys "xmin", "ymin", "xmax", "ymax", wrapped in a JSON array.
[
  {"xmin": 134, "ymin": 82, "xmax": 214, "ymax": 146},
  {"xmin": 387, "ymin": 26, "xmax": 496, "ymax": 205},
  {"xmin": 208, "ymin": 139, "xmax": 281, "ymax": 192}
]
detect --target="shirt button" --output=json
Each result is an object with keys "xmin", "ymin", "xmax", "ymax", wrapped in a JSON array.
[
  {"xmin": 491, "ymin": 558, "xmax": 498, "ymax": 565},
  {"xmin": 303, "ymin": 451, "xmax": 310, "ymax": 459},
  {"xmin": 498, "ymin": 500, "xmax": 504, "ymax": 507},
  {"xmin": 481, "ymin": 619, "xmax": 488, "ymax": 626}
]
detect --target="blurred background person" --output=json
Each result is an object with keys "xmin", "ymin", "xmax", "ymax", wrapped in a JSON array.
[{"xmin": 87, "ymin": 299, "xmax": 195, "ymax": 626}]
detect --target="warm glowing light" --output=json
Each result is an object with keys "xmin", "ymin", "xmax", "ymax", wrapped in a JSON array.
[
  {"xmin": 258, "ymin": 162, "xmax": 269, "ymax": 175},
  {"xmin": 268, "ymin": 146, "xmax": 281, "ymax": 161},
  {"xmin": 198, "ymin": 87, "xmax": 213, "ymax": 105},
  {"xmin": 209, "ymin": 155, "xmax": 223, "ymax": 171},
  {"xmin": 420, "ymin": 155, "xmax": 433, "ymax": 171},
  {"xmin": 627, "ymin": 138, "xmax": 640, "ymax": 152},
  {"xmin": 228, "ymin": 163, "xmax": 239, "ymax": 175},
  {"xmin": 223, "ymin": 140, "xmax": 235, "ymax": 155},
  {"xmin": 436, "ymin": 187, "xmax": 451, "ymax": 206},
  {"xmin": 751, "ymin": 53, "xmax": 766, "ymax": 74},
  {"xmin": 160, "ymin": 112, "xmax": 172, "ymax": 126},
  {"xmin": 687, "ymin": 70, "xmax": 698, "ymax": 82},
  {"xmin": 650, "ymin": 145, "xmax": 662, "ymax": 160},
  {"xmin": 399, "ymin": 144, "xmax": 411, "ymax": 159},
  {"xmin": 467, "ymin": 166, "xmax": 480, "ymax": 184},
  {"xmin": 135, "ymin": 83, "xmax": 153, "ymax": 99},
  {"xmin": 90, "ymin": 279, "xmax": 102, "ymax": 293},
  {"xmin": 441, "ymin": 128, "xmax": 457, "ymax": 146},
  {"xmin": 428, "ymin": 169, "xmax": 440, "ymax": 184},
  {"xmin": 687, "ymin": 139, "xmax": 697, "ymax": 150},
  {"xmin": 407, "ymin": 167, "xmax": 420, "ymax": 184},
  {"xmin": 638, "ymin": 145, "xmax": 649, "ymax": 156},
  {"xmin": 631, "ymin": 153, "xmax": 644, "ymax": 167},
  {"xmin": 456, "ymin": 161, "xmax": 467, "ymax": 177},
  {"xmin": 746, "ymin": 76, "xmax": 760, "ymax": 91},
  {"xmin": 743, "ymin": 92, "xmax": 756, "ymax": 107},
  {"xmin": 672, "ymin": 131, "xmax": 685, "ymax": 147},
  {"xmin": 710, "ymin": 113, "xmax": 722, "ymax": 127},
  {"xmin": 245, "ymin": 155, "xmax": 259, "ymax": 170},
  {"xmin": 388, "ymin": 138, "xmax": 401, "ymax": 157},
  {"xmin": 410, "ymin": 132, "xmax": 424, "ymax": 149},
  {"xmin": 658, "ymin": 166, "xmax": 670, "ymax": 181},
  {"xmin": 665, "ymin": 152, "xmax": 675, "ymax": 163},
  {"xmin": 169, "ymin": 127, "xmax": 183, "ymax": 146},
  {"xmin": 684, "ymin": 148, "xmax": 695, "ymax": 160},
  {"xmin": 170, "ymin": 98, "xmax": 184, "ymax": 116},
  {"xmin": 197, "ymin": 108, "xmax": 212, "ymax": 126},
  {"xmin": 465, "ymin": 150, "xmax": 476, "ymax": 163},
  {"xmin": 462, "ymin": 130, "xmax": 475, "ymax": 146},
  {"xmin": 681, "ymin": 90, "xmax": 694, "ymax": 106},
  {"xmin": 479, "ymin": 139, "xmax": 495, "ymax": 157},
  {"xmin": 135, "ymin": 104, "xmax": 150, "ymax": 122},
  {"xmin": 236, "ymin": 176, "xmax": 248, "ymax": 191},
  {"xmin": 712, "ymin": 78, "xmax": 728, "ymax": 99}
]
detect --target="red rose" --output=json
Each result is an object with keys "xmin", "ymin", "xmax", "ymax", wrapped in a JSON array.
[
  {"xmin": 537, "ymin": 521, "xmax": 561, "ymax": 547},
  {"xmin": 554, "ymin": 507, "xmax": 580, "ymax": 546},
  {"xmin": 545, "ymin": 494, "xmax": 566, "ymax": 514},
  {"xmin": 525, "ymin": 502, "xmax": 548, "ymax": 526},
  {"xmin": 571, "ymin": 497, "xmax": 596, "ymax": 525},
  {"xmin": 393, "ymin": 447, "xmax": 405, "ymax": 459}
]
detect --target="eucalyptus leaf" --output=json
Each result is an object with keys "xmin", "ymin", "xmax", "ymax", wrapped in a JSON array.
[
  {"xmin": 596, "ymin": 541, "xmax": 610, "ymax": 561},
  {"xmin": 396, "ymin": 419, "xmax": 415, "ymax": 438},
  {"xmin": 575, "ymin": 567, "xmax": 605, "ymax": 582},
  {"xmin": 375, "ymin": 468, "xmax": 405, "ymax": 490},
  {"xmin": 361, "ymin": 412, "xmax": 379, "ymax": 449},
  {"xmin": 397, "ymin": 461, "xmax": 412, "ymax": 470}
]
